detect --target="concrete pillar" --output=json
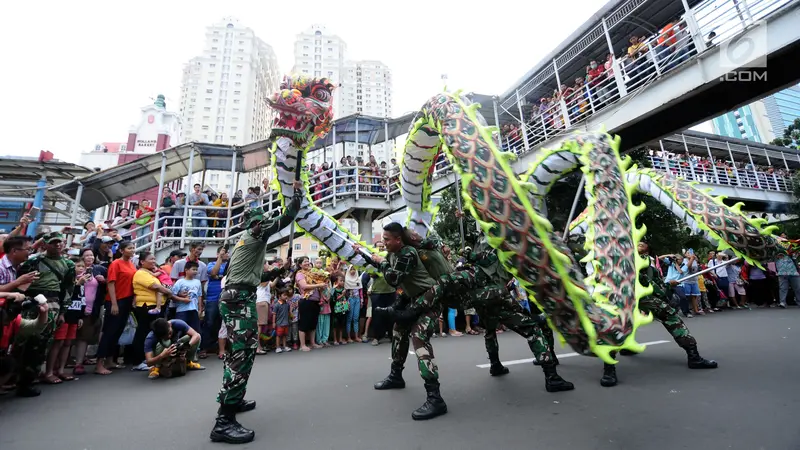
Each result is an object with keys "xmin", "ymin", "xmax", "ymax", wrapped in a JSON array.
[{"xmin": 356, "ymin": 210, "xmax": 373, "ymax": 243}]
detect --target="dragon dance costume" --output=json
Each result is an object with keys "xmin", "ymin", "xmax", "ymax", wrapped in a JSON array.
[{"xmin": 362, "ymin": 236, "xmax": 450, "ymax": 421}]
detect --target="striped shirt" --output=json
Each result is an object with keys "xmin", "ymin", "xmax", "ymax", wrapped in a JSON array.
[{"xmin": 0, "ymin": 255, "xmax": 17, "ymax": 287}]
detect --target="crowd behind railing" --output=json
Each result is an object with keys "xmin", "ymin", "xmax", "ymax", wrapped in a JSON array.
[
  {"xmin": 499, "ymin": 0, "xmax": 786, "ymax": 153},
  {"xmin": 646, "ymin": 150, "xmax": 798, "ymax": 192}
]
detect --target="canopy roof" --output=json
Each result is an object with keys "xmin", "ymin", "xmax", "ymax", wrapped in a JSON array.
[{"xmin": 55, "ymin": 143, "xmax": 257, "ymax": 211}]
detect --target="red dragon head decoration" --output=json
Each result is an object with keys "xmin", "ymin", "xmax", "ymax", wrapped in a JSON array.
[{"xmin": 267, "ymin": 74, "xmax": 336, "ymax": 146}]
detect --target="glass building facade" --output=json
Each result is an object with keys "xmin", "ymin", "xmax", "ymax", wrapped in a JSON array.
[{"xmin": 711, "ymin": 84, "xmax": 800, "ymax": 143}]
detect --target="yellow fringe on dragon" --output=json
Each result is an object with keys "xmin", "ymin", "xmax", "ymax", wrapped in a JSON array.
[{"xmin": 399, "ymin": 92, "xmax": 650, "ymax": 363}]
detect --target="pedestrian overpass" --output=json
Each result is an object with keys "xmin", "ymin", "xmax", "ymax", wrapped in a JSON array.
[{"xmin": 53, "ymin": 0, "xmax": 800, "ymax": 261}]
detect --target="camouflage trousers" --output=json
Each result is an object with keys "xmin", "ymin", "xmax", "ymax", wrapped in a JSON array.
[
  {"xmin": 217, "ymin": 288, "xmax": 259, "ymax": 405},
  {"xmin": 154, "ymin": 335, "xmax": 196, "ymax": 378},
  {"xmin": 415, "ymin": 272, "xmax": 557, "ymax": 364},
  {"xmin": 392, "ymin": 309, "xmax": 440, "ymax": 382},
  {"xmin": 640, "ymin": 295, "xmax": 696, "ymax": 349},
  {"xmin": 479, "ymin": 290, "xmax": 556, "ymax": 364},
  {"xmin": 12, "ymin": 298, "xmax": 60, "ymax": 388}
]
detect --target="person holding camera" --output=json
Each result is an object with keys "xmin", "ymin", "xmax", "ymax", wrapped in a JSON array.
[
  {"xmin": 144, "ymin": 318, "xmax": 204, "ymax": 379},
  {"xmin": 15, "ymin": 232, "xmax": 76, "ymax": 395},
  {"xmin": 1, "ymin": 293, "xmax": 48, "ymax": 393}
]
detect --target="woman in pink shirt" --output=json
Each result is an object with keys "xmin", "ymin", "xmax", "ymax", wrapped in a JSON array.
[{"xmin": 72, "ymin": 249, "xmax": 107, "ymax": 375}]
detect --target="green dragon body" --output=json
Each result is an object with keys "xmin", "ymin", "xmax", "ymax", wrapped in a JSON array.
[{"xmin": 266, "ymin": 81, "xmax": 781, "ymax": 364}]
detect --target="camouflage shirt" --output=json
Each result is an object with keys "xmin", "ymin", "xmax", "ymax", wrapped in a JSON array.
[
  {"xmin": 225, "ymin": 189, "xmax": 301, "ymax": 287},
  {"xmin": 365, "ymin": 245, "xmax": 435, "ymax": 298},
  {"xmin": 18, "ymin": 254, "xmax": 76, "ymax": 310}
]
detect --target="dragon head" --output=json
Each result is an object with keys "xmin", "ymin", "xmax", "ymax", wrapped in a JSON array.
[{"xmin": 267, "ymin": 74, "xmax": 335, "ymax": 147}]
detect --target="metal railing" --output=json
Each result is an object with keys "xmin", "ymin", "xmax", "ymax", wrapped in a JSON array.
[
  {"xmin": 499, "ymin": 0, "xmax": 792, "ymax": 151},
  {"xmin": 647, "ymin": 155, "xmax": 796, "ymax": 192},
  {"xmin": 95, "ymin": 165, "xmax": 407, "ymax": 253}
]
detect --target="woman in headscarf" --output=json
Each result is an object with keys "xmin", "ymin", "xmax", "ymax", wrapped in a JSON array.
[{"xmin": 344, "ymin": 265, "xmax": 363, "ymax": 343}]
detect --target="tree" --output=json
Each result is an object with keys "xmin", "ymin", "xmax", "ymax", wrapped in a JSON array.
[
  {"xmin": 433, "ymin": 184, "xmax": 480, "ymax": 251},
  {"xmin": 776, "ymin": 173, "xmax": 800, "ymax": 238},
  {"xmin": 769, "ymin": 117, "xmax": 800, "ymax": 149}
]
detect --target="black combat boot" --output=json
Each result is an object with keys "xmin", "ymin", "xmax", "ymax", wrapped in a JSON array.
[
  {"xmin": 600, "ymin": 363, "xmax": 618, "ymax": 387},
  {"xmin": 236, "ymin": 399, "xmax": 256, "ymax": 413},
  {"xmin": 533, "ymin": 351, "xmax": 559, "ymax": 366},
  {"xmin": 210, "ymin": 403, "xmax": 256, "ymax": 444},
  {"xmin": 685, "ymin": 343, "xmax": 718, "ymax": 369},
  {"xmin": 542, "ymin": 363, "xmax": 574, "ymax": 392},
  {"xmin": 411, "ymin": 381, "xmax": 448, "ymax": 420},
  {"xmin": 374, "ymin": 363, "xmax": 406, "ymax": 390},
  {"xmin": 488, "ymin": 351, "xmax": 509, "ymax": 376}
]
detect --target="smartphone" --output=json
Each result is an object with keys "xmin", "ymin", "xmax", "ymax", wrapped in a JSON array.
[
  {"xmin": 63, "ymin": 227, "xmax": 83, "ymax": 235},
  {"xmin": 28, "ymin": 206, "xmax": 41, "ymax": 219}
]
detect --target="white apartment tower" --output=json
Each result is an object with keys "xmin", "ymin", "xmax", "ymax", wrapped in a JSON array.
[
  {"xmin": 292, "ymin": 25, "xmax": 394, "ymax": 168},
  {"xmin": 179, "ymin": 17, "xmax": 281, "ymax": 194}
]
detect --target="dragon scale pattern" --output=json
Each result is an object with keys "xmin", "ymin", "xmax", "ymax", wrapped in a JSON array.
[{"xmin": 401, "ymin": 93, "xmax": 649, "ymax": 362}]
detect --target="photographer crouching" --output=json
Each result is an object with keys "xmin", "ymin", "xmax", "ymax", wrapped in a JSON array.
[
  {"xmin": 0, "ymin": 293, "xmax": 48, "ymax": 392},
  {"xmin": 144, "ymin": 318, "xmax": 205, "ymax": 379}
]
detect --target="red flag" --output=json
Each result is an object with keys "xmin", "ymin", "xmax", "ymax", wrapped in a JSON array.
[{"xmin": 38, "ymin": 150, "xmax": 54, "ymax": 162}]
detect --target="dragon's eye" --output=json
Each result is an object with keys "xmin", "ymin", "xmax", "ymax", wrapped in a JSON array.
[{"xmin": 313, "ymin": 88, "xmax": 331, "ymax": 102}]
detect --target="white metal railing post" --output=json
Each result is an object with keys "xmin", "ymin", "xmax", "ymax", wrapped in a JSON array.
[
  {"xmin": 585, "ymin": 84, "xmax": 596, "ymax": 114},
  {"xmin": 601, "ymin": 16, "xmax": 628, "ymax": 98},
  {"xmin": 781, "ymin": 151, "xmax": 789, "ymax": 170},
  {"xmin": 331, "ymin": 123, "xmax": 338, "ymax": 207},
  {"xmin": 681, "ymin": 0, "xmax": 708, "ymax": 53},
  {"xmin": 681, "ymin": 134, "xmax": 697, "ymax": 180},
  {"xmin": 553, "ymin": 60, "xmax": 572, "ymax": 129},
  {"xmin": 726, "ymin": 142, "xmax": 742, "ymax": 186},
  {"xmin": 703, "ymin": 138, "xmax": 720, "ymax": 184},
  {"xmin": 384, "ymin": 118, "xmax": 391, "ymax": 203},
  {"xmin": 181, "ymin": 146, "xmax": 195, "ymax": 249},
  {"xmin": 745, "ymin": 144, "xmax": 756, "ymax": 186},
  {"xmin": 150, "ymin": 153, "xmax": 167, "ymax": 253},
  {"xmin": 647, "ymin": 40, "xmax": 662, "ymax": 77},
  {"xmin": 355, "ymin": 118, "xmax": 360, "ymax": 200},
  {"xmin": 515, "ymin": 90, "xmax": 531, "ymax": 152},
  {"xmin": 492, "ymin": 96, "xmax": 503, "ymax": 148},
  {"xmin": 65, "ymin": 182, "xmax": 84, "ymax": 247},
  {"xmin": 224, "ymin": 148, "xmax": 236, "ymax": 243}
]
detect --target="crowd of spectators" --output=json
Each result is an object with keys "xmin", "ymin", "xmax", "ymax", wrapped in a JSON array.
[
  {"xmin": 647, "ymin": 149, "xmax": 798, "ymax": 190},
  {"xmin": 638, "ymin": 236, "xmax": 800, "ymax": 320},
  {"xmin": 97, "ymin": 157, "xmax": 404, "ymax": 246},
  {"xmin": 500, "ymin": 17, "xmax": 704, "ymax": 152},
  {"xmin": 0, "ymin": 205, "xmax": 798, "ymax": 398}
]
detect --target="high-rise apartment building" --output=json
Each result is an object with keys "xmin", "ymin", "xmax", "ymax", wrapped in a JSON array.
[
  {"xmin": 292, "ymin": 25, "xmax": 394, "ymax": 168},
  {"xmin": 179, "ymin": 17, "xmax": 281, "ymax": 194},
  {"xmin": 711, "ymin": 84, "xmax": 800, "ymax": 144}
]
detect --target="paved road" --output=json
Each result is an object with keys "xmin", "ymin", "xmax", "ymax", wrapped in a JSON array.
[{"xmin": 1, "ymin": 309, "xmax": 799, "ymax": 450}]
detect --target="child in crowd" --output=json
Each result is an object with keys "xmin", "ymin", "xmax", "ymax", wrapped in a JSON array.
[
  {"xmin": 171, "ymin": 261, "xmax": 202, "ymax": 334},
  {"xmin": 44, "ymin": 260, "xmax": 89, "ymax": 383},
  {"xmin": 149, "ymin": 264, "xmax": 173, "ymax": 316},
  {"xmin": 344, "ymin": 265, "xmax": 362, "ymax": 343},
  {"xmin": 272, "ymin": 288, "xmax": 291, "ymax": 353},
  {"xmin": 330, "ymin": 272, "xmax": 348, "ymax": 345},
  {"xmin": 288, "ymin": 290, "xmax": 301, "ymax": 351},
  {"xmin": 317, "ymin": 277, "xmax": 333, "ymax": 347}
]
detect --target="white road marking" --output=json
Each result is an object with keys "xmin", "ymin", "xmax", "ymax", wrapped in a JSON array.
[{"xmin": 475, "ymin": 340, "xmax": 670, "ymax": 368}]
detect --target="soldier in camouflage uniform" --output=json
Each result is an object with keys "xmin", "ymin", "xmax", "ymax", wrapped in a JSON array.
[
  {"xmin": 358, "ymin": 223, "xmax": 448, "ymax": 421},
  {"xmin": 599, "ymin": 241, "xmax": 717, "ymax": 387},
  {"xmin": 392, "ymin": 239, "xmax": 574, "ymax": 393},
  {"xmin": 15, "ymin": 232, "xmax": 75, "ymax": 397},
  {"xmin": 209, "ymin": 182, "xmax": 301, "ymax": 445}
]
